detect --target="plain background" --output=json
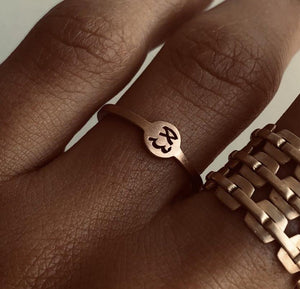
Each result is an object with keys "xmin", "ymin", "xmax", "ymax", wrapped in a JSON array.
[{"xmin": 0, "ymin": 0, "xmax": 299, "ymax": 174}]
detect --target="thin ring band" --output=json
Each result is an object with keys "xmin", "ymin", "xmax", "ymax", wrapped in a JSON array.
[{"xmin": 98, "ymin": 104, "xmax": 203, "ymax": 190}]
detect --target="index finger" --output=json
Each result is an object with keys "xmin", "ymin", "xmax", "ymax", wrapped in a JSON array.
[{"xmin": 0, "ymin": 0, "xmax": 211, "ymax": 180}]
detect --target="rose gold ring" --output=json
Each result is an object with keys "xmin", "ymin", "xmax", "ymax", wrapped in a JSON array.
[
  {"xmin": 205, "ymin": 124, "xmax": 300, "ymax": 289},
  {"xmin": 98, "ymin": 104, "xmax": 202, "ymax": 190}
]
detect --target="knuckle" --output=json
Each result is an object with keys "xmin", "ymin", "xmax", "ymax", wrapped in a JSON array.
[
  {"xmin": 165, "ymin": 21, "xmax": 281, "ymax": 117},
  {"xmin": 30, "ymin": 2, "xmax": 139, "ymax": 80}
]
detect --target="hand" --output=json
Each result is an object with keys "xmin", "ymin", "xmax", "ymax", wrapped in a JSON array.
[{"xmin": 0, "ymin": 0, "xmax": 300, "ymax": 288}]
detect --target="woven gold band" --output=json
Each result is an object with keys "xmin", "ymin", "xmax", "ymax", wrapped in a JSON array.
[
  {"xmin": 205, "ymin": 124, "xmax": 300, "ymax": 289},
  {"xmin": 98, "ymin": 104, "xmax": 203, "ymax": 190}
]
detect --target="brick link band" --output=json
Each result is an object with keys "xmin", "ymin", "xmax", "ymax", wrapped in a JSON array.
[{"xmin": 205, "ymin": 124, "xmax": 300, "ymax": 289}]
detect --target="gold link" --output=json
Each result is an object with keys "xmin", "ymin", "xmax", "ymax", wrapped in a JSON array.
[
  {"xmin": 284, "ymin": 177, "xmax": 300, "ymax": 198},
  {"xmin": 215, "ymin": 174, "xmax": 255, "ymax": 210},
  {"xmin": 233, "ymin": 151, "xmax": 297, "ymax": 202},
  {"xmin": 278, "ymin": 235, "xmax": 300, "ymax": 274},
  {"xmin": 260, "ymin": 128, "xmax": 299, "ymax": 146},
  {"xmin": 256, "ymin": 129, "xmax": 287, "ymax": 147},
  {"xmin": 232, "ymin": 174, "xmax": 255, "ymax": 199},
  {"xmin": 258, "ymin": 128, "xmax": 300, "ymax": 164},
  {"xmin": 289, "ymin": 195, "xmax": 300, "ymax": 214},
  {"xmin": 226, "ymin": 159, "xmax": 240, "ymax": 170},
  {"xmin": 270, "ymin": 190, "xmax": 299, "ymax": 220},
  {"xmin": 257, "ymin": 165, "xmax": 295, "ymax": 200},
  {"xmin": 268, "ymin": 177, "xmax": 300, "ymax": 215},
  {"xmin": 264, "ymin": 142, "xmax": 290, "ymax": 164},
  {"xmin": 255, "ymin": 151, "xmax": 280, "ymax": 172},
  {"xmin": 231, "ymin": 150, "xmax": 262, "ymax": 170},
  {"xmin": 232, "ymin": 191, "xmax": 269, "ymax": 224},
  {"xmin": 279, "ymin": 130, "xmax": 300, "ymax": 149},
  {"xmin": 235, "ymin": 151, "xmax": 279, "ymax": 188},
  {"xmin": 266, "ymin": 123, "xmax": 277, "ymax": 132},
  {"xmin": 207, "ymin": 172, "xmax": 238, "ymax": 192},
  {"xmin": 251, "ymin": 124, "xmax": 277, "ymax": 139},
  {"xmin": 281, "ymin": 142, "xmax": 300, "ymax": 164},
  {"xmin": 244, "ymin": 200, "xmax": 288, "ymax": 243},
  {"xmin": 205, "ymin": 167, "xmax": 232, "ymax": 190},
  {"xmin": 267, "ymin": 223, "xmax": 299, "ymax": 257},
  {"xmin": 219, "ymin": 167, "xmax": 230, "ymax": 176},
  {"xmin": 248, "ymin": 135, "xmax": 264, "ymax": 149}
]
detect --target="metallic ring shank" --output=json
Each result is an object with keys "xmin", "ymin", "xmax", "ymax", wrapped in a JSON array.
[{"xmin": 99, "ymin": 104, "xmax": 202, "ymax": 190}]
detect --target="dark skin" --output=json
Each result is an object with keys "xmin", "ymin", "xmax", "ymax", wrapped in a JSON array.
[{"xmin": 0, "ymin": 0, "xmax": 300, "ymax": 288}]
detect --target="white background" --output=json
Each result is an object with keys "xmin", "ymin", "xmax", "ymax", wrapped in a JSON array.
[{"xmin": 0, "ymin": 0, "xmax": 299, "ymax": 174}]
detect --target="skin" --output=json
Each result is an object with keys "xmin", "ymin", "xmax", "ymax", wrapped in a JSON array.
[{"xmin": 0, "ymin": 0, "xmax": 300, "ymax": 288}]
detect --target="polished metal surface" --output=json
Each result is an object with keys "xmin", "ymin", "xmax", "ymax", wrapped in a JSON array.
[
  {"xmin": 215, "ymin": 174, "xmax": 255, "ymax": 211},
  {"xmin": 205, "ymin": 124, "xmax": 300, "ymax": 288},
  {"xmin": 245, "ymin": 200, "xmax": 288, "ymax": 243},
  {"xmin": 270, "ymin": 189, "xmax": 300, "ymax": 220},
  {"xmin": 99, "ymin": 104, "xmax": 202, "ymax": 189},
  {"xmin": 278, "ymin": 235, "xmax": 300, "ymax": 274}
]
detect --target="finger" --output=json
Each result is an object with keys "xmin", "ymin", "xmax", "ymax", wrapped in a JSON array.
[
  {"xmin": 170, "ymin": 95, "xmax": 300, "ymax": 289},
  {"xmin": 2, "ymin": 0, "xmax": 300, "ymax": 288},
  {"xmin": 0, "ymin": 0, "xmax": 211, "ymax": 180},
  {"xmin": 2, "ymin": 101, "xmax": 299, "ymax": 289},
  {"xmin": 53, "ymin": 0, "xmax": 300, "ymax": 209}
]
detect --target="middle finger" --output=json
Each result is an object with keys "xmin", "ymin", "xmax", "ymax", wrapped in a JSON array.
[{"xmin": 52, "ymin": 0, "xmax": 300, "ymax": 212}]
